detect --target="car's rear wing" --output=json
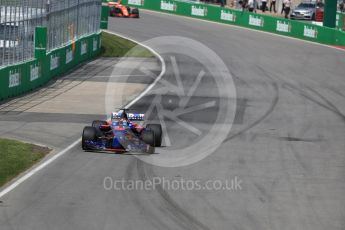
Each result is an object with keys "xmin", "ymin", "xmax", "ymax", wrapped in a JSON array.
[{"xmin": 112, "ymin": 112, "xmax": 145, "ymax": 121}]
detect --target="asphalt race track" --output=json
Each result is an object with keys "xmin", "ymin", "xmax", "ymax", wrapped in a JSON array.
[{"xmin": 1, "ymin": 10, "xmax": 345, "ymax": 230}]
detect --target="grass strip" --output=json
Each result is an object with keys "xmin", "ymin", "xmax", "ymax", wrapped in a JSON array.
[
  {"xmin": 101, "ymin": 32, "xmax": 154, "ymax": 58},
  {"xmin": 0, "ymin": 139, "xmax": 50, "ymax": 187}
]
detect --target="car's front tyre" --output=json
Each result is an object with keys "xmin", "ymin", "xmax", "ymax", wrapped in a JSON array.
[
  {"xmin": 131, "ymin": 8, "xmax": 139, "ymax": 18},
  {"xmin": 146, "ymin": 124, "xmax": 162, "ymax": 147},
  {"xmin": 141, "ymin": 130, "xmax": 155, "ymax": 147},
  {"xmin": 82, "ymin": 126, "xmax": 98, "ymax": 150}
]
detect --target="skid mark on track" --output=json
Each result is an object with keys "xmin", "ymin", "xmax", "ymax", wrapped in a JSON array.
[
  {"xmin": 233, "ymin": 98, "xmax": 248, "ymax": 125},
  {"xmin": 121, "ymin": 159, "xmax": 175, "ymax": 230},
  {"xmin": 0, "ymin": 58, "xmax": 116, "ymax": 114},
  {"xmin": 224, "ymin": 81, "xmax": 279, "ymax": 143},
  {"xmin": 126, "ymin": 159, "xmax": 211, "ymax": 230},
  {"xmin": 282, "ymin": 83, "xmax": 345, "ymax": 122},
  {"xmin": 224, "ymin": 64, "xmax": 281, "ymax": 143},
  {"xmin": 138, "ymin": 161, "xmax": 210, "ymax": 230},
  {"xmin": 278, "ymin": 136, "xmax": 323, "ymax": 142}
]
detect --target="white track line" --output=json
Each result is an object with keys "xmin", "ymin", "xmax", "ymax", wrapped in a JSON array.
[
  {"xmin": 0, "ymin": 33, "xmax": 166, "ymax": 199},
  {"xmin": 142, "ymin": 9, "xmax": 345, "ymax": 53}
]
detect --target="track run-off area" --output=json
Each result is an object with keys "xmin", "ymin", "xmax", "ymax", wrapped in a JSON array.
[{"xmin": 1, "ymin": 9, "xmax": 345, "ymax": 230}]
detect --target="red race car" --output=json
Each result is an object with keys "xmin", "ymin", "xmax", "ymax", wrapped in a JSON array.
[{"xmin": 108, "ymin": 0, "xmax": 139, "ymax": 18}]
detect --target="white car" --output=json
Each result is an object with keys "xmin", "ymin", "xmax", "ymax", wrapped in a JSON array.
[{"xmin": 290, "ymin": 2, "xmax": 324, "ymax": 20}]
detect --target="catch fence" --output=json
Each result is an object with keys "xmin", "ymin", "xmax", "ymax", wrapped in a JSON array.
[{"xmin": 0, "ymin": 0, "xmax": 101, "ymax": 67}]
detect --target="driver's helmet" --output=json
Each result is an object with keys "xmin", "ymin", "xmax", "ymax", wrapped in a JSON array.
[
  {"xmin": 120, "ymin": 119, "xmax": 128, "ymax": 127},
  {"xmin": 113, "ymin": 119, "xmax": 130, "ymax": 128}
]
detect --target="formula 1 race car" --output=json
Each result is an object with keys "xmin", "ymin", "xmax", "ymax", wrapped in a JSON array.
[
  {"xmin": 82, "ymin": 109, "xmax": 162, "ymax": 154},
  {"xmin": 108, "ymin": 0, "xmax": 139, "ymax": 18}
]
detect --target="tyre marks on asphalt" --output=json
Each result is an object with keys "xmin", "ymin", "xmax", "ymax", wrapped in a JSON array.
[
  {"xmin": 224, "ymin": 81, "xmax": 279, "ymax": 143},
  {"xmin": 140, "ymin": 163, "xmax": 210, "ymax": 230},
  {"xmin": 0, "ymin": 112, "xmax": 105, "ymax": 123},
  {"xmin": 123, "ymin": 158, "xmax": 211, "ymax": 230},
  {"xmin": 240, "ymin": 64, "xmax": 345, "ymax": 230},
  {"xmin": 0, "ymin": 58, "xmax": 116, "ymax": 114}
]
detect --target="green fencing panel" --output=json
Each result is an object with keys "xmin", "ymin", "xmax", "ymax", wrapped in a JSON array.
[
  {"xmin": 5, "ymin": 64, "xmax": 24, "ymax": 99},
  {"xmin": 48, "ymin": 49, "xmax": 63, "ymax": 78},
  {"xmin": 125, "ymin": 0, "xmax": 149, "ymax": 8},
  {"xmin": 0, "ymin": 68, "xmax": 7, "ymax": 100},
  {"xmin": 337, "ymin": 12, "xmax": 345, "ymax": 31},
  {"xmin": 79, "ymin": 38, "xmax": 91, "ymax": 62},
  {"xmin": 120, "ymin": 0, "xmax": 345, "ymax": 47},
  {"xmin": 26, "ymin": 59, "xmax": 45, "ymax": 92},
  {"xmin": 0, "ymin": 32, "xmax": 101, "ymax": 101},
  {"xmin": 0, "ymin": 67, "xmax": 10, "ymax": 100},
  {"xmin": 335, "ymin": 30, "xmax": 345, "ymax": 46}
]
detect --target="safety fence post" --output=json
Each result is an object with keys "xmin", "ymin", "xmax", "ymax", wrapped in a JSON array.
[
  {"xmin": 34, "ymin": 27, "xmax": 47, "ymax": 59},
  {"xmin": 323, "ymin": 0, "xmax": 337, "ymax": 28},
  {"xmin": 101, "ymin": 6, "xmax": 109, "ymax": 29}
]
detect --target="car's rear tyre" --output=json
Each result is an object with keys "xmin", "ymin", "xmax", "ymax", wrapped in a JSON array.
[
  {"xmin": 92, "ymin": 120, "xmax": 108, "ymax": 136},
  {"xmin": 82, "ymin": 126, "xmax": 97, "ymax": 150},
  {"xmin": 146, "ymin": 124, "xmax": 162, "ymax": 147},
  {"xmin": 92, "ymin": 120, "xmax": 107, "ymax": 128},
  {"xmin": 109, "ymin": 7, "xmax": 119, "ymax": 16},
  {"xmin": 141, "ymin": 130, "xmax": 155, "ymax": 147}
]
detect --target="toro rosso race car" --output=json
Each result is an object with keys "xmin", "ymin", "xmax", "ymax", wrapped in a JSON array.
[
  {"xmin": 82, "ymin": 109, "xmax": 162, "ymax": 154},
  {"xmin": 108, "ymin": 0, "xmax": 139, "ymax": 18}
]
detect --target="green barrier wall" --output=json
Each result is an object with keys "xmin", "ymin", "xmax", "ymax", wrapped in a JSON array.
[
  {"xmin": 337, "ymin": 12, "xmax": 345, "ymax": 31},
  {"xmin": 115, "ymin": 0, "xmax": 345, "ymax": 46},
  {"xmin": 0, "ymin": 32, "xmax": 101, "ymax": 101}
]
